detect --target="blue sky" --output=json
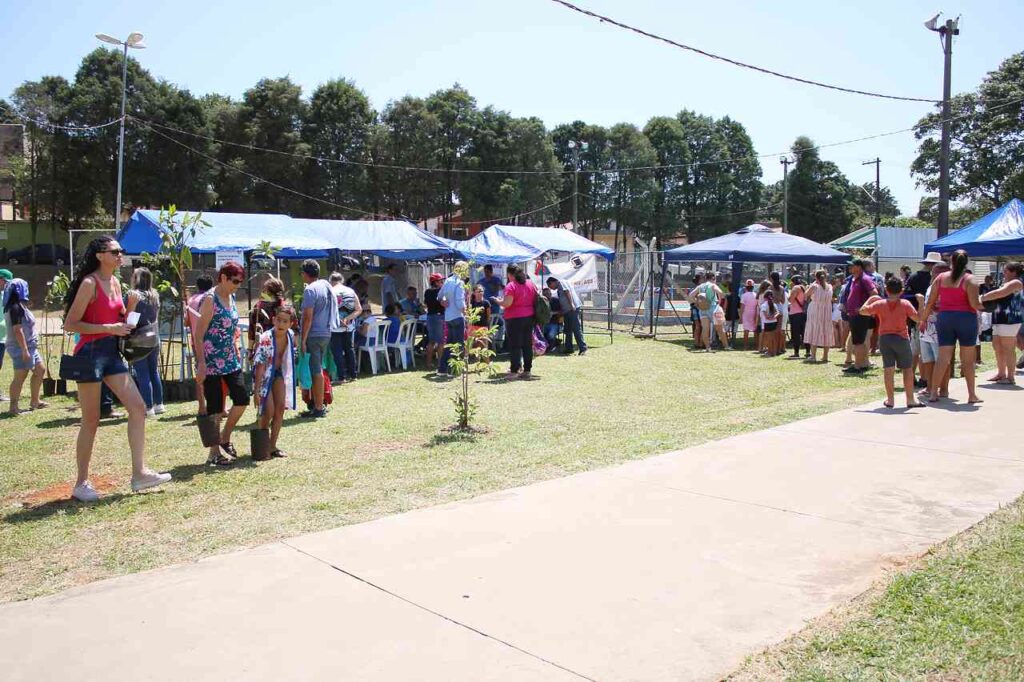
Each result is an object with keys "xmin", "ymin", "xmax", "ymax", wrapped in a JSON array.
[{"xmin": 3, "ymin": 0, "xmax": 1022, "ymax": 217}]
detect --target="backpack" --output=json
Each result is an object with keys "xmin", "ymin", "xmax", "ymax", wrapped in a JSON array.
[{"xmin": 533, "ymin": 289, "xmax": 552, "ymax": 326}]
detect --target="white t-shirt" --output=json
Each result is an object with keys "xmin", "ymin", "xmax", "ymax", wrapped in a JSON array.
[
  {"xmin": 760, "ymin": 301, "xmax": 779, "ymax": 325},
  {"xmin": 920, "ymin": 285, "xmax": 938, "ymax": 344},
  {"xmin": 331, "ymin": 283, "xmax": 359, "ymax": 333}
]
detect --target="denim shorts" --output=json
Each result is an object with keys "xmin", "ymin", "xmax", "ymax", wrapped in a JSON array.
[
  {"xmin": 8, "ymin": 344, "xmax": 42, "ymax": 371},
  {"xmin": 73, "ymin": 336, "xmax": 129, "ymax": 383},
  {"xmin": 426, "ymin": 314, "xmax": 445, "ymax": 343},
  {"xmin": 306, "ymin": 336, "xmax": 329, "ymax": 376},
  {"xmin": 936, "ymin": 311, "xmax": 978, "ymax": 347},
  {"xmin": 920, "ymin": 339, "xmax": 939, "ymax": 364}
]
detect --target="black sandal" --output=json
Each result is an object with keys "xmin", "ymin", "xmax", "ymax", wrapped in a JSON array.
[
  {"xmin": 270, "ymin": 449, "xmax": 287, "ymax": 458},
  {"xmin": 208, "ymin": 452, "xmax": 234, "ymax": 466},
  {"xmin": 220, "ymin": 442, "xmax": 239, "ymax": 459}
]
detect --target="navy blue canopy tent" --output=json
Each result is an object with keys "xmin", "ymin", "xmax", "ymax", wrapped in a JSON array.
[
  {"xmin": 291, "ymin": 218, "xmax": 455, "ymax": 261},
  {"xmin": 923, "ymin": 199, "xmax": 1024, "ymax": 258},
  {"xmin": 663, "ymin": 224, "xmax": 851, "ymax": 264},
  {"xmin": 655, "ymin": 224, "xmax": 849, "ymax": 338},
  {"xmin": 117, "ymin": 210, "xmax": 334, "ymax": 258},
  {"xmin": 453, "ymin": 224, "xmax": 615, "ymax": 264}
]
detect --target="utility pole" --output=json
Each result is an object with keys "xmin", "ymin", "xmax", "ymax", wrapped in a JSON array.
[
  {"xmin": 862, "ymin": 158, "xmax": 881, "ymax": 226},
  {"xmin": 925, "ymin": 14, "xmax": 959, "ymax": 237},
  {"xmin": 780, "ymin": 156, "xmax": 792, "ymax": 232},
  {"xmin": 568, "ymin": 140, "xmax": 587, "ymax": 235}
]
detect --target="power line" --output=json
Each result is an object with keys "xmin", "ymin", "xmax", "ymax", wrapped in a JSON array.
[
  {"xmin": 138, "ymin": 121, "xmax": 381, "ymax": 218},
  {"xmin": 433, "ymin": 193, "xmax": 574, "ymax": 226},
  {"xmin": 134, "ymin": 116, "xmax": 568, "ymax": 176},
  {"xmin": 7, "ymin": 109, "xmax": 123, "ymax": 132},
  {"xmin": 129, "ymin": 95, "xmax": 1024, "ymax": 179},
  {"xmin": 546, "ymin": 0, "xmax": 937, "ymax": 103}
]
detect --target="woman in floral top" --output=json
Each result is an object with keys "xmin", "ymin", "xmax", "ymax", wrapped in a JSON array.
[{"xmin": 195, "ymin": 262, "xmax": 249, "ymax": 466}]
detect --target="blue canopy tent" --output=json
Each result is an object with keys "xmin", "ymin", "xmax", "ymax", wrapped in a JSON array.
[
  {"xmin": 922, "ymin": 199, "xmax": 1024, "ymax": 258},
  {"xmin": 658, "ymin": 224, "xmax": 850, "ymax": 339},
  {"xmin": 290, "ymin": 218, "xmax": 455, "ymax": 260},
  {"xmin": 117, "ymin": 210, "xmax": 334, "ymax": 258},
  {"xmin": 453, "ymin": 224, "xmax": 615, "ymax": 264},
  {"xmin": 664, "ymin": 224, "xmax": 852, "ymax": 264}
]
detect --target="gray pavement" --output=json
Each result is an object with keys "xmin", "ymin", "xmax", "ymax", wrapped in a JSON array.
[{"xmin": 3, "ymin": 378, "xmax": 1023, "ymax": 681}]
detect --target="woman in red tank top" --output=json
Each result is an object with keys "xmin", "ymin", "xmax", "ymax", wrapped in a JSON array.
[
  {"xmin": 63, "ymin": 236, "xmax": 171, "ymax": 502},
  {"xmin": 919, "ymin": 249, "xmax": 984, "ymax": 404}
]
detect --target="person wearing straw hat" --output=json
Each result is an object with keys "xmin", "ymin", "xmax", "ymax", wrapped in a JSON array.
[{"xmin": 905, "ymin": 251, "xmax": 944, "ymax": 386}]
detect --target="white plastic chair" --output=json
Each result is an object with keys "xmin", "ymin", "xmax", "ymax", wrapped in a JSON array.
[
  {"xmin": 357, "ymin": 319, "xmax": 392, "ymax": 375},
  {"xmin": 387, "ymin": 318, "xmax": 418, "ymax": 370}
]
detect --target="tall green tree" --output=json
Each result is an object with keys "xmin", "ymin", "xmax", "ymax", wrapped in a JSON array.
[
  {"xmin": 425, "ymin": 85, "xmax": 479, "ymax": 235},
  {"xmin": 783, "ymin": 135, "xmax": 856, "ymax": 242},
  {"xmin": 847, "ymin": 182, "xmax": 899, "ymax": 225},
  {"xmin": 375, "ymin": 96, "xmax": 444, "ymax": 222},
  {"xmin": 302, "ymin": 79, "xmax": 374, "ymax": 218},
  {"xmin": 234, "ymin": 77, "xmax": 309, "ymax": 214},
  {"xmin": 912, "ymin": 52, "xmax": 1024, "ymax": 207},
  {"xmin": 551, "ymin": 121, "xmax": 611, "ymax": 237},
  {"xmin": 604, "ymin": 123, "xmax": 657, "ymax": 247},
  {"xmin": 460, "ymin": 108, "xmax": 561, "ymax": 224}
]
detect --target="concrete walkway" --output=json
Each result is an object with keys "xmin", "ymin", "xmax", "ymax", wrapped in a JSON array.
[{"xmin": 3, "ymin": 379, "xmax": 1024, "ymax": 681}]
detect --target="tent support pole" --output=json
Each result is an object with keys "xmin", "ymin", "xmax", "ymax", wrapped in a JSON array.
[
  {"xmin": 607, "ymin": 261, "xmax": 613, "ymax": 344},
  {"xmin": 730, "ymin": 261, "xmax": 744, "ymax": 341},
  {"xmin": 653, "ymin": 261, "xmax": 668, "ymax": 338}
]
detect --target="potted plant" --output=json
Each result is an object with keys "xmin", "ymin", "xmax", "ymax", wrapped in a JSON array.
[{"xmin": 149, "ymin": 206, "xmax": 206, "ymax": 401}]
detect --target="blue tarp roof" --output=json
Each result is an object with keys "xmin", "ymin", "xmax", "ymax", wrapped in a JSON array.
[
  {"xmin": 118, "ymin": 210, "xmax": 458, "ymax": 260},
  {"xmin": 452, "ymin": 225, "xmax": 615, "ymax": 264},
  {"xmin": 290, "ymin": 219, "xmax": 455, "ymax": 261},
  {"xmin": 664, "ymin": 224, "xmax": 851, "ymax": 264},
  {"xmin": 118, "ymin": 210, "xmax": 334, "ymax": 258},
  {"xmin": 923, "ymin": 199, "xmax": 1024, "ymax": 257}
]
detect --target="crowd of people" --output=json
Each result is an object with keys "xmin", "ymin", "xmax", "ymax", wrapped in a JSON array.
[
  {"xmin": 10, "ymin": 231, "xmax": 1017, "ymax": 503},
  {"xmin": 689, "ymin": 249, "xmax": 1024, "ymax": 409}
]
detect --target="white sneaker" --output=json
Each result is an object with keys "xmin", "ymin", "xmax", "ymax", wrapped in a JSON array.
[
  {"xmin": 154, "ymin": 404, "xmax": 166, "ymax": 415},
  {"xmin": 131, "ymin": 471, "xmax": 172, "ymax": 492},
  {"xmin": 145, "ymin": 407, "xmax": 156, "ymax": 418},
  {"xmin": 72, "ymin": 481, "xmax": 101, "ymax": 502}
]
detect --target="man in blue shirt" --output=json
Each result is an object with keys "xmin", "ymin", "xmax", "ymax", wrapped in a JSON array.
[
  {"xmin": 438, "ymin": 262, "xmax": 469, "ymax": 376},
  {"xmin": 300, "ymin": 259, "xmax": 337, "ymax": 417}
]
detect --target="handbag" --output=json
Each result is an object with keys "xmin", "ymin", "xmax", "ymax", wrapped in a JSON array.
[{"xmin": 59, "ymin": 352, "xmax": 98, "ymax": 382}]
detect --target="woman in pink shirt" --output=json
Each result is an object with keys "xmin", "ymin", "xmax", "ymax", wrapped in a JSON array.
[{"xmin": 501, "ymin": 265, "xmax": 538, "ymax": 379}]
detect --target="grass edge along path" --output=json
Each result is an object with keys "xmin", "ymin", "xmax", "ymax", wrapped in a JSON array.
[
  {"xmin": 0, "ymin": 335, "xmax": 884, "ymax": 603},
  {"xmin": 727, "ymin": 493, "xmax": 1024, "ymax": 681}
]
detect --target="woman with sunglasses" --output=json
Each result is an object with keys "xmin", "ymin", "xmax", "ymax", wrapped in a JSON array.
[
  {"xmin": 194, "ymin": 261, "xmax": 249, "ymax": 466},
  {"xmin": 63, "ymin": 236, "xmax": 172, "ymax": 502}
]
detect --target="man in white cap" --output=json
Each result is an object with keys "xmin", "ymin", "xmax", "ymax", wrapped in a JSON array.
[{"xmin": 905, "ymin": 251, "xmax": 944, "ymax": 386}]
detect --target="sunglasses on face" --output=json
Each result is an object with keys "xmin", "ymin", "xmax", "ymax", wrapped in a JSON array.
[
  {"xmin": 229, "ymin": 278, "xmax": 243, "ymax": 285},
  {"xmin": 101, "ymin": 249, "xmax": 125, "ymax": 256}
]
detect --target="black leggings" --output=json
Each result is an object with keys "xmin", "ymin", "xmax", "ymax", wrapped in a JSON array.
[
  {"xmin": 789, "ymin": 312, "xmax": 807, "ymax": 354},
  {"xmin": 505, "ymin": 316, "xmax": 534, "ymax": 373}
]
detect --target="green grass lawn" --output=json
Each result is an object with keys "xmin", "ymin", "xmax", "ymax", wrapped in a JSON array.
[
  {"xmin": 0, "ymin": 333, "xmax": 884, "ymax": 603},
  {"xmin": 729, "ymin": 494, "xmax": 1024, "ymax": 681}
]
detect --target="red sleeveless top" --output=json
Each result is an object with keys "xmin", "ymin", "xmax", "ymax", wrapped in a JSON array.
[
  {"xmin": 74, "ymin": 276, "xmax": 125, "ymax": 353},
  {"xmin": 937, "ymin": 273, "xmax": 974, "ymax": 313}
]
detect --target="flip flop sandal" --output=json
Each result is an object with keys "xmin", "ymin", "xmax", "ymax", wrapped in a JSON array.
[
  {"xmin": 208, "ymin": 452, "xmax": 234, "ymax": 466},
  {"xmin": 907, "ymin": 403, "xmax": 927, "ymax": 408},
  {"xmin": 271, "ymin": 449, "xmax": 288, "ymax": 458},
  {"xmin": 220, "ymin": 442, "xmax": 239, "ymax": 459},
  {"xmin": 883, "ymin": 401, "xmax": 894, "ymax": 409}
]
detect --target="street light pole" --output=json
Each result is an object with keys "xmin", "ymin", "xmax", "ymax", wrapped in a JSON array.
[
  {"xmin": 925, "ymin": 14, "xmax": 959, "ymax": 237},
  {"xmin": 96, "ymin": 32, "xmax": 146, "ymax": 231}
]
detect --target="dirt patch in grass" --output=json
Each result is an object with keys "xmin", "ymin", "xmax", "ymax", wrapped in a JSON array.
[{"xmin": 10, "ymin": 474, "xmax": 121, "ymax": 508}]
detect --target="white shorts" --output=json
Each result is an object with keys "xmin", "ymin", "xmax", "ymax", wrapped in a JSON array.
[{"xmin": 992, "ymin": 323, "xmax": 1021, "ymax": 337}]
